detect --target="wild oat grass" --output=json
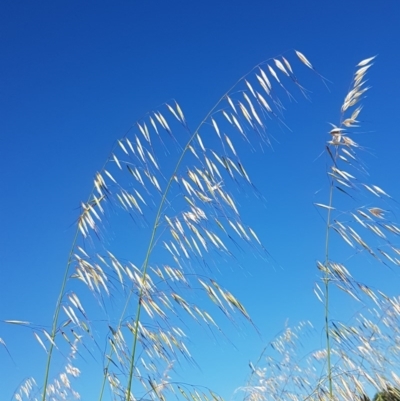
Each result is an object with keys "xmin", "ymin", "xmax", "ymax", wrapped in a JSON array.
[
  {"xmin": 4, "ymin": 51, "xmax": 400, "ymax": 401},
  {"xmin": 240, "ymin": 55, "xmax": 400, "ymax": 401}
]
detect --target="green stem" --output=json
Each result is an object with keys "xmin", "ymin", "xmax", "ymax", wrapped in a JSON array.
[
  {"xmin": 324, "ymin": 151, "xmax": 336, "ymax": 400},
  {"xmin": 125, "ymin": 100, "xmax": 224, "ymax": 400},
  {"xmin": 123, "ymin": 62, "xmax": 268, "ymax": 399},
  {"xmin": 41, "ymin": 152, "xmax": 118, "ymax": 401},
  {"xmin": 40, "ymin": 230, "xmax": 79, "ymax": 401}
]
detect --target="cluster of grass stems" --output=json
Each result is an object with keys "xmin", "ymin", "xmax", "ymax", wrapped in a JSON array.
[{"xmin": 4, "ymin": 51, "xmax": 400, "ymax": 401}]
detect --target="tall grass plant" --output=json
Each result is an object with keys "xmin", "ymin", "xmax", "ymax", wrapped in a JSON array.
[{"xmin": 5, "ymin": 51, "xmax": 400, "ymax": 401}]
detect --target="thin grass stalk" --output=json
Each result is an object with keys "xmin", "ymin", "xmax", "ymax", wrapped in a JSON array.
[
  {"xmin": 40, "ymin": 229, "xmax": 80, "ymax": 401},
  {"xmin": 124, "ymin": 79, "xmax": 249, "ymax": 400},
  {"xmin": 40, "ymin": 143, "xmax": 122, "ymax": 401},
  {"xmin": 323, "ymin": 151, "xmax": 338, "ymax": 400},
  {"xmin": 95, "ymin": 91, "xmax": 240, "ymax": 401},
  {"xmin": 235, "ymin": 55, "xmax": 383, "ymax": 401}
]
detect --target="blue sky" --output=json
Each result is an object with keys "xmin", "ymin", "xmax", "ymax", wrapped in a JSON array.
[{"xmin": 2, "ymin": 1, "xmax": 400, "ymax": 400}]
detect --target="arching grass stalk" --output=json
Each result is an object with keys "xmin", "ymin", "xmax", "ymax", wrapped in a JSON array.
[
  {"xmin": 123, "ymin": 73, "xmax": 256, "ymax": 401},
  {"xmin": 95, "ymin": 60, "xmax": 283, "ymax": 400},
  {"xmin": 119, "ymin": 51, "xmax": 322, "ymax": 400},
  {"xmin": 91, "ymin": 90, "xmax": 236, "ymax": 401},
  {"xmin": 40, "ymin": 135, "xmax": 132, "ymax": 401},
  {"xmin": 39, "ymin": 142, "xmax": 128, "ymax": 401}
]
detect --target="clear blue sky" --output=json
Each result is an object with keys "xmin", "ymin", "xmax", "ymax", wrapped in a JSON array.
[{"xmin": 1, "ymin": 1, "xmax": 400, "ymax": 400}]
